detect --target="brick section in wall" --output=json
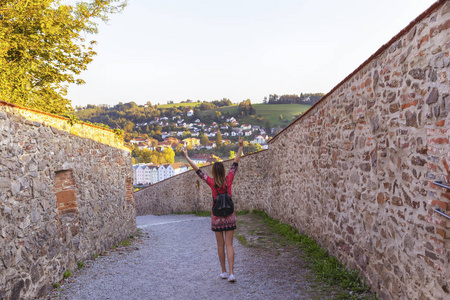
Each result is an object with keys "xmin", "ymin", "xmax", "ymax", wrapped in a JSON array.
[
  {"xmin": 54, "ymin": 169, "xmax": 79, "ymax": 242},
  {"xmin": 125, "ymin": 177, "xmax": 134, "ymax": 203}
]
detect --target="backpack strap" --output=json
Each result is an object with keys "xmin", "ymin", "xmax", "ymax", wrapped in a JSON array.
[{"xmin": 214, "ymin": 181, "xmax": 228, "ymax": 196}]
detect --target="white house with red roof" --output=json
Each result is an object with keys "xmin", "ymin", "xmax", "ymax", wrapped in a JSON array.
[
  {"xmin": 190, "ymin": 154, "xmax": 221, "ymax": 165},
  {"xmin": 252, "ymin": 135, "xmax": 268, "ymax": 144},
  {"xmin": 172, "ymin": 162, "xmax": 189, "ymax": 175},
  {"xmin": 138, "ymin": 142, "xmax": 148, "ymax": 150},
  {"xmin": 206, "ymin": 142, "xmax": 216, "ymax": 150},
  {"xmin": 130, "ymin": 138, "xmax": 149, "ymax": 145}
]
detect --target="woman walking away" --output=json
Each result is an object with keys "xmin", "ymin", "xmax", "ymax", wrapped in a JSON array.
[{"xmin": 182, "ymin": 137, "xmax": 244, "ymax": 283}]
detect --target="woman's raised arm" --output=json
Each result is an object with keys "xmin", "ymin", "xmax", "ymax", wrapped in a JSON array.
[
  {"xmin": 234, "ymin": 137, "xmax": 244, "ymax": 164},
  {"xmin": 182, "ymin": 148, "xmax": 199, "ymax": 171}
]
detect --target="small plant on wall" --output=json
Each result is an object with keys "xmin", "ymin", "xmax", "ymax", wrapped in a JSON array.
[{"xmin": 63, "ymin": 269, "xmax": 71, "ymax": 279}]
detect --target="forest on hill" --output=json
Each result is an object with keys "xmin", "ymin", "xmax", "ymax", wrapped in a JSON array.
[{"xmin": 265, "ymin": 93, "xmax": 324, "ymax": 104}]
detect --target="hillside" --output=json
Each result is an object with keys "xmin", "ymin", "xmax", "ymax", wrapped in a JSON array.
[
  {"xmin": 199, "ymin": 103, "xmax": 311, "ymax": 127},
  {"xmin": 74, "ymin": 100, "xmax": 316, "ymax": 148},
  {"xmin": 76, "ymin": 102, "xmax": 312, "ymax": 134}
]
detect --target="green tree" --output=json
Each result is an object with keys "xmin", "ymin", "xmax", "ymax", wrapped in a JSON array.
[
  {"xmin": 0, "ymin": 0, "xmax": 126, "ymax": 115},
  {"xmin": 200, "ymin": 133, "xmax": 210, "ymax": 146},
  {"xmin": 150, "ymin": 139, "xmax": 158, "ymax": 147},
  {"xmin": 265, "ymin": 120, "xmax": 271, "ymax": 135},
  {"xmin": 149, "ymin": 150, "xmax": 161, "ymax": 164},
  {"xmin": 162, "ymin": 147, "xmax": 175, "ymax": 164},
  {"xmin": 182, "ymin": 131, "xmax": 191, "ymax": 138},
  {"xmin": 216, "ymin": 131, "xmax": 222, "ymax": 147},
  {"xmin": 140, "ymin": 149, "xmax": 152, "ymax": 163},
  {"xmin": 123, "ymin": 120, "xmax": 135, "ymax": 133},
  {"xmin": 199, "ymin": 101, "xmax": 216, "ymax": 110},
  {"xmin": 238, "ymin": 99, "xmax": 256, "ymax": 116},
  {"xmin": 175, "ymin": 144, "xmax": 184, "ymax": 156}
]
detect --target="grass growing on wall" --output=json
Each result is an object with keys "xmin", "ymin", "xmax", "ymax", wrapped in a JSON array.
[{"xmin": 252, "ymin": 210, "xmax": 374, "ymax": 299}]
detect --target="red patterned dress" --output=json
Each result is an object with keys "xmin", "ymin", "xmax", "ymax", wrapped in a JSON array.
[{"xmin": 196, "ymin": 162, "xmax": 238, "ymax": 231}]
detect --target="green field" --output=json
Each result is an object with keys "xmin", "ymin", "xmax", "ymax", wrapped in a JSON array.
[
  {"xmin": 198, "ymin": 105, "xmax": 239, "ymax": 118},
  {"xmin": 158, "ymin": 102, "xmax": 311, "ymax": 127},
  {"xmin": 200, "ymin": 104, "xmax": 311, "ymax": 127}
]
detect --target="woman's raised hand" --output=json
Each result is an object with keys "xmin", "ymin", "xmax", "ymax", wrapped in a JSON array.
[
  {"xmin": 181, "ymin": 148, "xmax": 188, "ymax": 157},
  {"xmin": 238, "ymin": 137, "xmax": 244, "ymax": 147}
]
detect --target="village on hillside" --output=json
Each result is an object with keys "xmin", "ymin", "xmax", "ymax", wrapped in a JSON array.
[
  {"xmin": 130, "ymin": 108, "xmax": 271, "ymax": 150},
  {"xmin": 131, "ymin": 108, "xmax": 271, "ymax": 187}
]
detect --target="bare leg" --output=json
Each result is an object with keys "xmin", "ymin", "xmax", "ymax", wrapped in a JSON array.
[
  {"xmin": 215, "ymin": 231, "xmax": 226, "ymax": 273},
  {"xmin": 225, "ymin": 230, "xmax": 235, "ymax": 275}
]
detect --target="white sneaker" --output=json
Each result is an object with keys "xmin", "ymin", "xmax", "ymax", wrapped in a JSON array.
[
  {"xmin": 228, "ymin": 274, "xmax": 236, "ymax": 282},
  {"xmin": 220, "ymin": 272, "xmax": 228, "ymax": 279}
]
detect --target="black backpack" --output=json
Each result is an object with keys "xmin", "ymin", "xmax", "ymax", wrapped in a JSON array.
[{"xmin": 212, "ymin": 183, "xmax": 234, "ymax": 217}]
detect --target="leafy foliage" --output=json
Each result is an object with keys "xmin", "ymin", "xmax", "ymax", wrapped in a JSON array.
[
  {"xmin": 268, "ymin": 93, "xmax": 324, "ymax": 105},
  {"xmin": 0, "ymin": 0, "xmax": 126, "ymax": 115},
  {"xmin": 77, "ymin": 261, "xmax": 85, "ymax": 270},
  {"xmin": 63, "ymin": 269, "xmax": 71, "ymax": 279},
  {"xmin": 199, "ymin": 133, "xmax": 210, "ymax": 146},
  {"xmin": 65, "ymin": 113, "xmax": 80, "ymax": 126},
  {"xmin": 238, "ymin": 99, "xmax": 256, "ymax": 116},
  {"xmin": 216, "ymin": 131, "xmax": 222, "ymax": 147},
  {"xmin": 132, "ymin": 146, "xmax": 175, "ymax": 164}
]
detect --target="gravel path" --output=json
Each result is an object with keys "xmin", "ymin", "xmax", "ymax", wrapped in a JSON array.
[{"xmin": 42, "ymin": 214, "xmax": 323, "ymax": 300}]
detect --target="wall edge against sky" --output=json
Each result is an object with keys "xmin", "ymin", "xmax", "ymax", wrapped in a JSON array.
[{"xmin": 269, "ymin": 0, "xmax": 447, "ymax": 144}]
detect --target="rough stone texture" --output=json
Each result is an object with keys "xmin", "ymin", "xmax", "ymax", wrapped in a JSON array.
[
  {"xmin": 0, "ymin": 102, "xmax": 136, "ymax": 300},
  {"xmin": 136, "ymin": 3, "xmax": 450, "ymax": 300},
  {"xmin": 135, "ymin": 150, "xmax": 271, "ymax": 216}
]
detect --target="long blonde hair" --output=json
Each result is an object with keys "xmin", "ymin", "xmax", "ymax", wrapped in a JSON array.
[{"xmin": 212, "ymin": 162, "xmax": 225, "ymax": 188}]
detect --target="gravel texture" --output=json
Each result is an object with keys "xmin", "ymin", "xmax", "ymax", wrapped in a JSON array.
[{"xmin": 40, "ymin": 214, "xmax": 339, "ymax": 300}]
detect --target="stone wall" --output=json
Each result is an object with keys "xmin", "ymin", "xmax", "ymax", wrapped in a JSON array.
[
  {"xmin": 265, "ymin": 1, "xmax": 450, "ymax": 298},
  {"xmin": 135, "ymin": 150, "xmax": 271, "ymax": 216},
  {"xmin": 0, "ymin": 101, "xmax": 136, "ymax": 300},
  {"xmin": 135, "ymin": 1, "xmax": 450, "ymax": 299}
]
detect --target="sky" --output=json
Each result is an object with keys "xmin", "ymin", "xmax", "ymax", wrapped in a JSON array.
[{"xmin": 67, "ymin": 0, "xmax": 437, "ymax": 107}]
